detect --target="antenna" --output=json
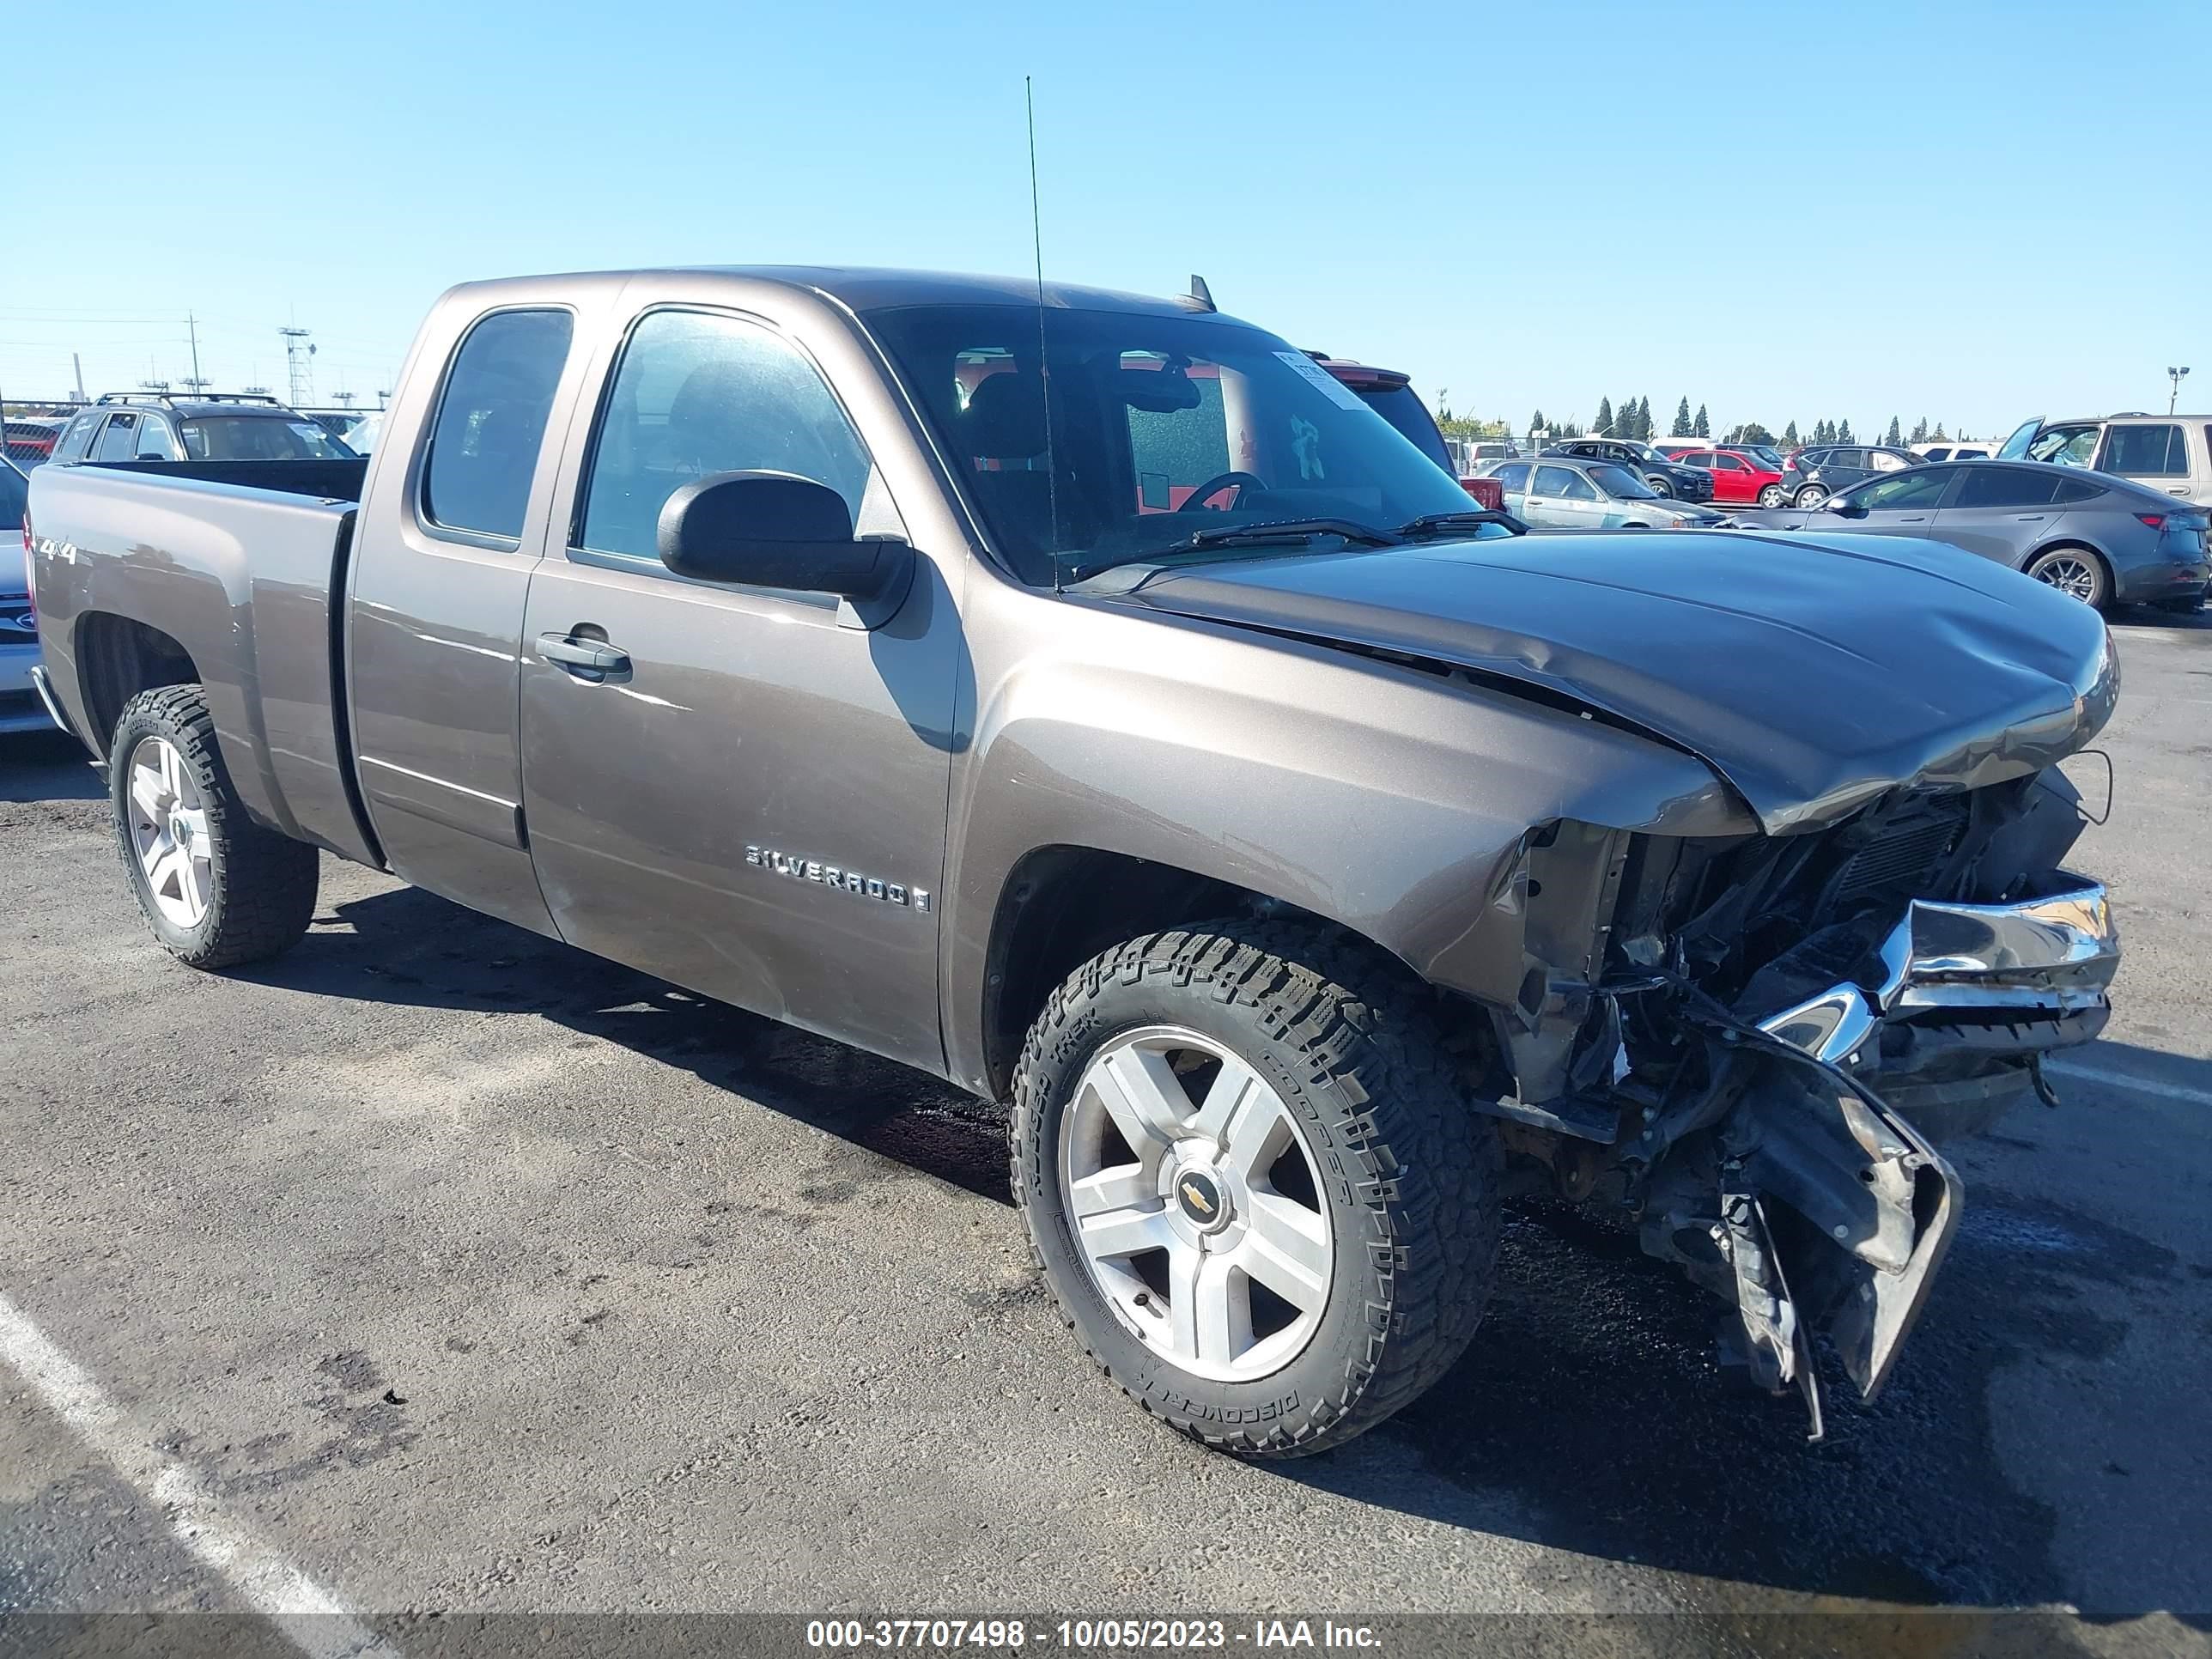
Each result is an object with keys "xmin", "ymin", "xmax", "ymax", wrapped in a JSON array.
[{"xmin": 1026, "ymin": 76, "xmax": 1062, "ymax": 594}]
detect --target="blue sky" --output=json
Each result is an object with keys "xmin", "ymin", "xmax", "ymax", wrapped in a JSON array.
[{"xmin": 5, "ymin": 0, "xmax": 2206, "ymax": 441}]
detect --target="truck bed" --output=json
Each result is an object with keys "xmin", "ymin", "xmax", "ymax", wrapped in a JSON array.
[{"xmin": 27, "ymin": 459, "xmax": 380, "ymax": 866}]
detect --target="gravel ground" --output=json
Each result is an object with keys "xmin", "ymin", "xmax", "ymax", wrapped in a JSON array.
[{"xmin": 1, "ymin": 611, "xmax": 2207, "ymax": 1659}]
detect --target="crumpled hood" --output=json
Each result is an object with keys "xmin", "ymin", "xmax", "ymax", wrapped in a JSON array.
[{"xmin": 1120, "ymin": 530, "xmax": 2118, "ymax": 834}]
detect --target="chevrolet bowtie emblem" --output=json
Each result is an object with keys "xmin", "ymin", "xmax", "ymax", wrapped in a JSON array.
[{"xmin": 1180, "ymin": 1181, "xmax": 1214, "ymax": 1216}]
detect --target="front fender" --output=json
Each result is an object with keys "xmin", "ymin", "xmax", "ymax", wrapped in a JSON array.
[{"xmin": 939, "ymin": 597, "xmax": 1751, "ymax": 1093}]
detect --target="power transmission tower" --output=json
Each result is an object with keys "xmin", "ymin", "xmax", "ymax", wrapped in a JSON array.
[{"xmin": 280, "ymin": 327, "xmax": 316, "ymax": 406}]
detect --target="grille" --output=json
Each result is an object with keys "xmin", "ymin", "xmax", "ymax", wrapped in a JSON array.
[{"xmin": 1818, "ymin": 799, "xmax": 1970, "ymax": 917}]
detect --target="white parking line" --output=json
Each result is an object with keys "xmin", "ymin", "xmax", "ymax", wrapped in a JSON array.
[
  {"xmin": 0, "ymin": 1291, "xmax": 402, "ymax": 1659},
  {"xmin": 2045, "ymin": 1060, "xmax": 2212, "ymax": 1109}
]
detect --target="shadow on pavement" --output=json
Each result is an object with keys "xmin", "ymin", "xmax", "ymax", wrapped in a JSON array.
[
  {"xmin": 0, "ymin": 731, "xmax": 102, "ymax": 803},
  {"xmin": 236, "ymin": 881, "xmax": 2208, "ymax": 1615}
]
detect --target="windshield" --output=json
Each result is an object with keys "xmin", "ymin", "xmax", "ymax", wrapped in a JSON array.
[
  {"xmin": 177, "ymin": 416, "xmax": 357, "ymax": 461},
  {"xmin": 1739, "ymin": 446, "xmax": 1784, "ymax": 470},
  {"xmin": 0, "ymin": 459, "xmax": 24, "ymax": 530},
  {"xmin": 866, "ymin": 304, "xmax": 1487, "ymax": 583},
  {"xmin": 1588, "ymin": 462, "xmax": 1658, "ymax": 499}
]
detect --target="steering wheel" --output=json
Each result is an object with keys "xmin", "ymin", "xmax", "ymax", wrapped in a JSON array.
[{"xmin": 1176, "ymin": 471, "xmax": 1267, "ymax": 512}]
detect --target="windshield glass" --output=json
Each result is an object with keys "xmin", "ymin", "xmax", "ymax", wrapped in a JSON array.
[
  {"xmin": 866, "ymin": 304, "xmax": 1486, "ymax": 583},
  {"xmin": 1739, "ymin": 446, "xmax": 1784, "ymax": 470},
  {"xmin": 1588, "ymin": 462, "xmax": 1657, "ymax": 499},
  {"xmin": 177, "ymin": 416, "xmax": 357, "ymax": 461},
  {"xmin": 0, "ymin": 460, "xmax": 24, "ymax": 530}
]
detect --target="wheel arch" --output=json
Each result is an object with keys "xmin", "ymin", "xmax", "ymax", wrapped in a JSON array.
[
  {"xmin": 73, "ymin": 611, "xmax": 200, "ymax": 754},
  {"xmin": 974, "ymin": 844, "xmax": 1413, "ymax": 1101},
  {"xmin": 2021, "ymin": 538, "xmax": 2114, "ymax": 600}
]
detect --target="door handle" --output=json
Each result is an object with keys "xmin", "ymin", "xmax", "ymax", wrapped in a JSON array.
[
  {"xmin": 538, "ymin": 632, "xmax": 631, "ymax": 678},
  {"xmin": 2014, "ymin": 514, "xmax": 2047, "ymax": 522}
]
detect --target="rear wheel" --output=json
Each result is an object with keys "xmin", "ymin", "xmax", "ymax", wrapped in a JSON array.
[
  {"xmin": 1758, "ymin": 484, "xmax": 1788, "ymax": 508},
  {"xmin": 110, "ymin": 684, "xmax": 319, "ymax": 969},
  {"xmin": 1011, "ymin": 924, "xmax": 1502, "ymax": 1458},
  {"xmin": 2025, "ymin": 546, "xmax": 2110, "ymax": 610},
  {"xmin": 1794, "ymin": 484, "xmax": 1830, "ymax": 508}
]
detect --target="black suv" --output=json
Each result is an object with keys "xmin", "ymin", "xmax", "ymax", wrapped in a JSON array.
[
  {"xmin": 1774, "ymin": 444, "xmax": 1921, "ymax": 507},
  {"xmin": 1542, "ymin": 437, "xmax": 1714, "ymax": 501},
  {"xmin": 49, "ymin": 392, "xmax": 358, "ymax": 465}
]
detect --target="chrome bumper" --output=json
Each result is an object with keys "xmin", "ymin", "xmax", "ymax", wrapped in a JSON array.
[{"xmin": 1729, "ymin": 877, "xmax": 2117, "ymax": 1430}]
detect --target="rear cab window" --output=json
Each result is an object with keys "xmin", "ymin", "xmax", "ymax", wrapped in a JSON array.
[{"xmin": 422, "ymin": 308, "xmax": 577, "ymax": 543}]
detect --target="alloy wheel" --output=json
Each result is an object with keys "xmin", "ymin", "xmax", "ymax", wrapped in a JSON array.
[
  {"xmin": 126, "ymin": 735, "xmax": 212, "ymax": 928},
  {"xmin": 1059, "ymin": 1026, "xmax": 1334, "ymax": 1382},
  {"xmin": 2033, "ymin": 554, "xmax": 2100, "ymax": 604}
]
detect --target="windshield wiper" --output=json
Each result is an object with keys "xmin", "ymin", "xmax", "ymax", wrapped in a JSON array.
[
  {"xmin": 1395, "ymin": 509, "xmax": 1526, "ymax": 538},
  {"xmin": 1175, "ymin": 516, "xmax": 1401, "ymax": 550}
]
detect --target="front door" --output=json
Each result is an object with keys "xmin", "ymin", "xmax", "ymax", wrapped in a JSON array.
[
  {"xmin": 1527, "ymin": 464, "xmax": 1605, "ymax": 527},
  {"xmin": 516, "ymin": 305, "xmax": 963, "ymax": 1073}
]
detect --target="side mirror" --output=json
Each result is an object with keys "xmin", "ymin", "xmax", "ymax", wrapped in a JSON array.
[
  {"xmin": 1828, "ymin": 497, "xmax": 1867, "ymax": 518},
  {"xmin": 658, "ymin": 471, "xmax": 908, "ymax": 605}
]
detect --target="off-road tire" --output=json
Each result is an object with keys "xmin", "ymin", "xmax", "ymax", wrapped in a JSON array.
[
  {"xmin": 110, "ymin": 684, "xmax": 319, "ymax": 969},
  {"xmin": 1010, "ymin": 923, "xmax": 1503, "ymax": 1459}
]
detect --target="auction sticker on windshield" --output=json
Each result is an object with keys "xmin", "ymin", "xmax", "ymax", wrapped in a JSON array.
[{"xmin": 1274, "ymin": 351, "xmax": 1367, "ymax": 412}]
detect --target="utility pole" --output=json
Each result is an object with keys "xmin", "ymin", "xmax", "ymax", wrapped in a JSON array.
[
  {"xmin": 73, "ymin": 354, "xmax": 87, "ymax": 403},
  {"xmin": 186, "ymin": 313, "xmax": 204, "ymax": 392},
  {"xmin": 2168, "ymin": 367, "xmax": 2191, "ymax": 416},
  {"xmin": 375, "ymin": 388, "xmax": 392, "ymax": 410},
  {"xmin": 280, "ymin": 326, "xmax": 315, "ymax": 407}
]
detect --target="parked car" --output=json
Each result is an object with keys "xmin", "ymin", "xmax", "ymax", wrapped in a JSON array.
[
  {"xmin": 1912, "ymin": 441, "xmax": 1992, "ymax": 462},
  {"xmin": 1773, "ymin": 443, "xmax": 1921, "ymax": 507},
  {"xmin": 1312, "ymin": 356, "xmax": 1503, "ymax": 509},
  {"xmin": 0, "ymin": 456, "xmax": 46, "ymax": 733},
  {"xmin": 1669, "ymin": 447, "xmax": 1785, "ymax": 507},
  {"xmin": 30, "ymin": 264, "xmax": 2121, "ymax": 1459},
  {"xmin": 1543, "ymin": 437, "xmax": 1714, "ymax": 501},
  {"xmin": 1996, "ymin": 413, "xmax": 2212, "ymax": 507},
  {"xmin": 47, "ymin": 392, "xmax": 359, "ymax": 465},
  {"xmin": 1778, "ymin": 459, "xmax": 2208, "ymax": 611},
  {"xmin": 1723, "ymin": 441, "xmax": 1789, "ymax": 473},
  {"xmin": 1480, "ymin": 456, "xmax": 1727, "ymax": 527},
  {"xmin": 3, "ymin": 417, "xmax": 66, "ymax": 469}
]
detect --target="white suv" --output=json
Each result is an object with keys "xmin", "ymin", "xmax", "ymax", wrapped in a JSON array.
[{"xmin": 1997, "ymin": 413, "xmax": 2212, "ymax": 506}]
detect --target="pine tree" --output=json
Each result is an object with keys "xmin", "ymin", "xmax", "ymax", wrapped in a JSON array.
[
  {"xmin": 1692, "ymin": 403, "xmax": 1709, "ymax": 438},
  {"xmin": 1910, "ymin": 416, "xmax": 1928, "ymax": 443},
  {"xmin": 1932, "ymin": 422, "xmax": 1948, "ymax": 441},
  {"xmin": 1620, "ymin": 398, "xmax": 1638, "ymax": 439},
  {"xmin": 1637, "ymin": 397, "xmax": 1653, "ymax": 441},
  {"xmin": 1531, "ymin": 410, "xmax": 1546, "ymax": 435},
  {"xmin": 1673, "ymin": 397, "xmax": 1692, "ymax": 438},
  {"xmin": 1814, "ymin": 418, "xmax": 1832, "ymax": 444},
  {"xmin": 1595, "ymin": 397, "xmax": 1614, "ymax": 436},
  {"xmin": 1885, "ymin": 416, "xmax": 1903, "ymax": 447},
  {"xmin": 1838, "ymin": 419, "xmax": 1855, "ymax": 444},
  {"xmin": 1784, "ymin": 420, "xmax": 1800, "ymax": 446}
]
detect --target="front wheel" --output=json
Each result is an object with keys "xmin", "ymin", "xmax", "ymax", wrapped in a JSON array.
[
  {"xmin": 111, "ymin": 684, "xmax": 319, "ymax": 969},
  {"xmin": 1011, "ymin": 924, "xmax": 1502, "ymax": 1458},
  {"xmin": 1794, "ymin": 484, "xmax": 1830, "ymax": 508},
  {"xmin": 1758, "ymin": 484, "xmax": 1789, "ymax": 508},
  {"xmin": 1646, "ymin": 475, "xmax": 1675, "ymax": 497},
  {"xmin": 2024, "ymin": 547, "xmax": 2110, "ymax": 610}
]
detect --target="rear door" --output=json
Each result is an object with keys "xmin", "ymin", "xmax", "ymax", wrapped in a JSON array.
[
  {"xmin": 1926, "ymin": 465, "xmax": 2062, "ymax": 563},
  {"xmin": 347, "ymin": 296, "xmax": 597, "ymax": 936},
  {"xmin": 515, "ymin": 296, "xmax": 963, "ymax": 1073},
  {"xmin": 1490, "ymin": 460, "xmax": 1532, "ymax": 516},
  {"xmin": 2095, "ymin": 421, "xmax": 2200, "ymax": 503}
]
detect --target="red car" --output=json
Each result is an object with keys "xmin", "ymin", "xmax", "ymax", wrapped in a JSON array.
[{"xmin": 1672, "ymin": 447, "xmax": 1785, "ymax": 507}]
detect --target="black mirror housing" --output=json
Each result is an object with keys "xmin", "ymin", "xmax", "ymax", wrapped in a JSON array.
[{"xmin": 657, "ymin": 471, "xmax": 906, "ymax": 602}]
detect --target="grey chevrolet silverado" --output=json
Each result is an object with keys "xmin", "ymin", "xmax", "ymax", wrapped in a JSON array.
[{"xmin": 27, "ymin": 267, "xmax": 2121, "ymax": 1457}]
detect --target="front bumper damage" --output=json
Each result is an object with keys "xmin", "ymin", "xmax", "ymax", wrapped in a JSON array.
[{"xmin": 1642, "ymin": 877, "xmax": 2118, "ymax": 1436}]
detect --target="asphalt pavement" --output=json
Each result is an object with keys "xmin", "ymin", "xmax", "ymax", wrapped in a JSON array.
[{"xmin": 2, "ymin": 611, "xmax": 2208, "ymax": 1659}]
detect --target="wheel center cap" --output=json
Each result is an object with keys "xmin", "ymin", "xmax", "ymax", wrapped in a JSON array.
[{"xmin": 1174, "ymin": 1168, "xmax": 1231, "ymax": 1232}]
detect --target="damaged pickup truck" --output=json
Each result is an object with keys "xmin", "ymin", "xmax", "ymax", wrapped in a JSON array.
[{"xmin": 26, "ymin": 267, "xmax": 2119, "ymax": 1456}]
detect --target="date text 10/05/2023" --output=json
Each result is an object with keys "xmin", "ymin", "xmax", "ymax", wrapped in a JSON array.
[{"xmin": 804, "ymin": 1619, "xmax": 1384, "ymax": 1650}]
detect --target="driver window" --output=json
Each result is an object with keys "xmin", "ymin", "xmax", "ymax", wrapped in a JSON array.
[
  {"xmin": 1857, "ymin": 469, "xmax": 1950, "ymax": 510},
  {"xmin": 1554, "ymin": 468, "xmax": 1601, "ymax": 501},
  {"xmin": 1532, "ymin": 465, "xmax": 1579, "ymax": 496},
  {"xmin": 579, "ymin": 309, "xmax": 875, "ymax": 568},
  {"xmin": 2027, "ymin": 425, "xmax": 2100, "ymax": 466}
]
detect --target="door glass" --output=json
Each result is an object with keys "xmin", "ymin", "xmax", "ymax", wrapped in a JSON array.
[
  {"xmin": 2025, "ymin": 424, "xmax": 2100, "ymax": 466},
  {"xmin": 1532, "ymin": 465, "xmax": 1581, "ymax": 497},
  {"xmin": 1952, "ymin": 467, "xmax": 2061, "ymax": 510},
  {"xmin": 1711, "ymin": 453, "xmax": 1742, "ymax": 471},
  {"xmin": 579, "ymin": 310, "xmax": 875, "ymax": 567},
  {"xmin": 90, "ymin": 414, "xmax": 140, "ymax": 460},
  {"xmin": 1856, "ymin": 469, "xmax": 1952, "ymax": 510},
  {"xmin": 1996, "ymin": 417, "xmax": 2041, "ymax": 461},
  {"xmin": 2100, "ymin": 423, "xmax": 2186, "ymax": 476},
  {"xmin": 131, "ymin": 416, "xmax": 181, "ymax": 459},
  {"xmin": 1493, "ymin": 461, "xmax": 1530, "ymax": 492},
  {"xmin": 1866, "ymin": 450, "xmax": 1909, "ymax": 472},
  {"xmin": 1553, "ymin": 467, "xmax": 1601, "ymax": 501},
  {"xmin": 422, "ymin": 308, "xmax": 575, "ymax": 540}
]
